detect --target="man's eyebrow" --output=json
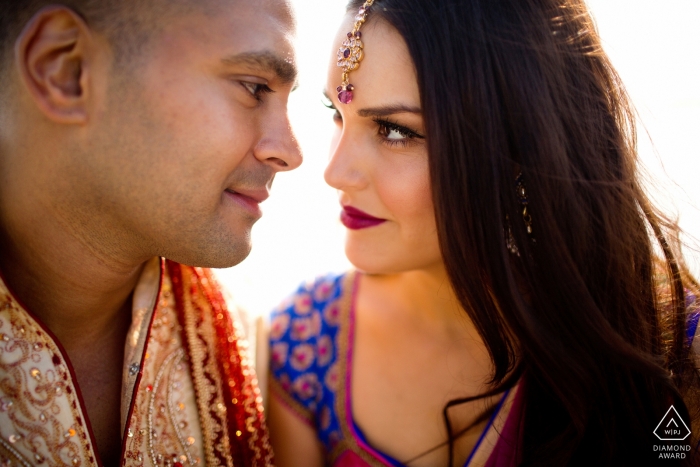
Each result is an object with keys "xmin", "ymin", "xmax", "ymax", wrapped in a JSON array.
[
  {"xmin": 222, "ymin": 51, "xmax": 297, "ymax": 85},
  {"xmin": 357, "ymin": 104, "xmax": 422, "ymax": 117}
]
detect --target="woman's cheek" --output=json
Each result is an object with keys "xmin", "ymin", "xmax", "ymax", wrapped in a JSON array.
[{"xmin": 378, "ymin": 157, "xmax": 432, "ymax": 222}]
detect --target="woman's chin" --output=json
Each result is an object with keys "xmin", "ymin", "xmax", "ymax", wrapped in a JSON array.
[
  {"xmin": 345, "ymin": 246, "xmax": 393, "ymax": 275},
  {"xmin": 344, "ymin": 234, "xmax": 444, "ymax": 275},
  {"xmin": 344, "ymin": 247, "xmax": 430, "ymax": 276}
]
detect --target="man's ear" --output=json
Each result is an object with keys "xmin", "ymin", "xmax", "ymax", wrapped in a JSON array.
[{"xmin": 15, "ymin": 6, "xmax": 95, "ymax": 124}]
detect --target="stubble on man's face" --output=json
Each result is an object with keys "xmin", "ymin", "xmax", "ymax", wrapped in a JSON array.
[{"xmin": 77, "ymin": 0, "xmax": 299, "ymax": 268}]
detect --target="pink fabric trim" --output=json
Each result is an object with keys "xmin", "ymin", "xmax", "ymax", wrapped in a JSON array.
[
  {"xmin": 483, "ymin": 382, "xmax": 525, "ymax": 467},
  {"xmin": 336, "ymin": 450, "xmax": 375, "ymax": 467},
  {"xmin": 269, "ymin": 380, "xmax": 316, "ymax": 428},
  {"xmin": 343, "ymin": 276, "xmax": 395, "ymax": 467}
]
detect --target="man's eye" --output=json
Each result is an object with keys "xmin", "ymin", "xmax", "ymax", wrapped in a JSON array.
[{"xmin": 241, "ymin": 82, "xmax": 273, "ymax": 101}]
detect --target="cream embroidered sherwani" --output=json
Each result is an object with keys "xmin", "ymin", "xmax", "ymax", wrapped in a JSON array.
[{"xmin": 0, "ymin": 258, "xmax": 272, "ymax": 467}]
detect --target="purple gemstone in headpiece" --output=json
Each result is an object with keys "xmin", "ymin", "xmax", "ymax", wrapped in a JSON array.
[
  {"xmin": 338, "ymin": 90, "xmax": 353, "ymax": 104},
  {"xmin": 336, "ymin": 0, "xmax": 374, "ymax": 105}
]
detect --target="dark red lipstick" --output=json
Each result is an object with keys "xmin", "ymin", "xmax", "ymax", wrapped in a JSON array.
[{"xmin": 340, "ymin": 206, "xmax": 387, "ymax": 230}]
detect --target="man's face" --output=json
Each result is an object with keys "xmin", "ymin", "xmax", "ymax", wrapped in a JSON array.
[{"xmin": 81, "ymin": 0, "xmax": 301, "ymax": 268}]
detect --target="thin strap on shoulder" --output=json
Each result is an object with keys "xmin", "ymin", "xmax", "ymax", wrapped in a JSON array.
[{"xmin": 688, "ymin": 297, "xmax": 700, "ymax": 359}]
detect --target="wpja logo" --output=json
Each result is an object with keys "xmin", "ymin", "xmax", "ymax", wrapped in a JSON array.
[{"xmin": 653, "ymin": 406, "xmax": 692, "ymax": 460}]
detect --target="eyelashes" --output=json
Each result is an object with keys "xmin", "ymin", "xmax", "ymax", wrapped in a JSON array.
[
  {"xmin": 323, "ymin": 98, "xmax": 342, "ymax": 121},
  {"xmin": 374, "ymin": 119, "xmax": 425, "ymax": 146},
  {"xmin": 241, "ymin": 82, "xmax": 274, "ymax": 101},
  {"xmin": 322, "ymin": 99, "xmax": 425, "ymax": 148}
]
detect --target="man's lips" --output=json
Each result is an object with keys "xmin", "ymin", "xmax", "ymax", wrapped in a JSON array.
[
  {"xmin": 340, "ymin": 205, "xmax": 387, "ymax": 230},
  {"xmin": 228, "ymin": 188, "xmax": 269, "ymax": 203},
  {"xmin": 224, "ymin": 188, "xmax": 269, "ymax": 217}
]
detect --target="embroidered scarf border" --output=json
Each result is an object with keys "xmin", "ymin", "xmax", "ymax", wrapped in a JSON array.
[{"xmin": 167, "ymin": 261, "xmax": 273, "ymax": 466}]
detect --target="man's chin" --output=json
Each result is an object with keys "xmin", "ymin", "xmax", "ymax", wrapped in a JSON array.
[{"xmin": 165, "ymin": 235, "xmax": 253, "ymax": 269}]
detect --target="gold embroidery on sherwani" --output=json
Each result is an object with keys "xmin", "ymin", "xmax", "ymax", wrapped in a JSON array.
[
  {"xmin": 0, "ymin": 259, "xmax": 205, "ymax": 467},
  {"xmin": 121, "ymin": 257, "xmax": 162, "ymax": 433},
  {"xmin": 1, "ymin": 258, "xmax": 273, "ymax": 466},
  {"xmin": 216, "ymin": 275, "xmax": 268, "ymax": 463},
  {"xmin": 180, "ymin": 269, "xmax": 233, "ymax": 467},
  {"xmin": 0, "ymin": 289, "xmax": 97, "ymax": 466},
  {"xmin": 122, "ymin": 268, "xmax": 204, "ymax": 466},
  {"xmin": 171, "ymin": 264, "xmax": 273, "ymax": 467},
  {"xmin": 200, "ymin": 266, "xmax": 273, "ymax": 467}
]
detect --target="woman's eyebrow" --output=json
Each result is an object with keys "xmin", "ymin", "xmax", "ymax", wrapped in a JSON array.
[
  {"xmin": 320, "ymin": 91, "xmax": 422, "ymax": 117},
  {"xmin": 356, "ymin": 104, "xmax": 422, "ymax": 117}
]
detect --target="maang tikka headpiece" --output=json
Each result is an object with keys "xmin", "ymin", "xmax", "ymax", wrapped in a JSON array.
[{"xmin": 336, "ymin": 0, "xmax": 375, "ymax": 104}]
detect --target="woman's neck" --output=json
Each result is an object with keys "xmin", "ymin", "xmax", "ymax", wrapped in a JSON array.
[{"xmin": 361, "ymin": 263, "xmax": 478, "ymax": 340}]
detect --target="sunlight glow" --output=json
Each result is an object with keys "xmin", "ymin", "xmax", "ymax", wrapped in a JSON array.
[{"xmin": 215, "ymin": 0, "xmax": 700, "ymax": 317}]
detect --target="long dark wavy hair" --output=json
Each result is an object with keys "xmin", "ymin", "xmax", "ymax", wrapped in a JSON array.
[{"xmin": 347, "ymin": 0, "xmax": 700, "ymax": 464}]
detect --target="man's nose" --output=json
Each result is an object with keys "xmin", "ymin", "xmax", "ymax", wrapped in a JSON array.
[{"xmin": 253, "ymin": 112, "xmax": 303, "ymax": 172}]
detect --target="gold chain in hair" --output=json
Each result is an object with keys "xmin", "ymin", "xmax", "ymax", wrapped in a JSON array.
[{"xmin": 336, "ymin": 0, "xmax": 375, "ymax": 104}]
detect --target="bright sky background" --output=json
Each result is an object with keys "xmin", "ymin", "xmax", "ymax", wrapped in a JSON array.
[{"xmin": 215, "ymin": 0, "xmax": 700, "ymax": 317}]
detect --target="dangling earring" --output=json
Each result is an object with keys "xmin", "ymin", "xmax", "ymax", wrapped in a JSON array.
[
  {"xmin": 515, "ymin": 173, "xmax": 534, "ymax": 238},
  {"xmin": 506, "ymin": 172, "xmax": 535, "ymax": 256},
  {"xmin": 505, "ymin": 215, "xmax": 520, "ymax": 256}
]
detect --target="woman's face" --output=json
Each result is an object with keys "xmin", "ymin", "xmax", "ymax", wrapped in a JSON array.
[{"xmin": 324, "ymin": 15, "xmax": 441, "ymax": 274}]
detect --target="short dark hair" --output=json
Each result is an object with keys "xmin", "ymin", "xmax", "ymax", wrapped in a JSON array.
[
  {"xmin": 1, "ymin": 1, "xmax": 119, "ymax": 61},
  {"xmin": 0, "ymin": 0, "xmax": 192, "ymax": 74}
]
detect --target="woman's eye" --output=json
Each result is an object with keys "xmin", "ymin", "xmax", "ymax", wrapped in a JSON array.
[
  {"xmin": 241, "ymin": 82, "xmax": 272, "ymax": 101},
  {"xmin": 375, "ymin": 120, "xmax": 424, "ymax": 143},
  {"xmin": 378, "ymin": 124, "xmax": 410, "ymax": 140},
  {"xmin": 322, "ymin": 98, "xmax": 342, "ymax": 122}
]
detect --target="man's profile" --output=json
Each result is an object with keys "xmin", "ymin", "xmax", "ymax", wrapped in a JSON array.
[{"xmin": 0, "ymin": 0, "xmax": 300, "ymax": 465}]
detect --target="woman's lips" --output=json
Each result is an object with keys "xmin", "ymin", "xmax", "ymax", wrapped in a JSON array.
[{"xmin": 340, "ymin": 206, "xmax": 387, "ymax": 230}]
